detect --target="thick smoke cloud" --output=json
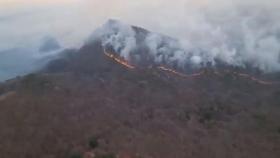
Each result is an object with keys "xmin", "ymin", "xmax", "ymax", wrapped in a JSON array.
[
  {"xmin": 88, "ymin": 2, "xmax": 280, "ymax": 72},
  {"xmin": 93, "ymin": 20, "xmax": 137, "ymax": 60},
  {"xmin": 1, "ymin": 0, "xmax": 280, "ymax": 81}
]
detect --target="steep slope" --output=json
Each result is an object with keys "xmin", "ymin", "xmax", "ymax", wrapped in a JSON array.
[{"xmin": 0, "ymin": 20, "xmax": 280, "ymax": 158}]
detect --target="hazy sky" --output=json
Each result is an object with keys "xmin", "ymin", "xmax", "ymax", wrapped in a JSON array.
[
  {"xmin": 0, "ymin": 0, "xmax": 280, "ymax": 80},
  {"xmin": 0, "ymin": 0, "xmax": 279, "ymax": 49}
]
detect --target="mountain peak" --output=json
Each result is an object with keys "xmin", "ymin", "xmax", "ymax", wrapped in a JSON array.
[{"xmin": 104, "ymin": 19, "xmax": 123, "ymax": 25}]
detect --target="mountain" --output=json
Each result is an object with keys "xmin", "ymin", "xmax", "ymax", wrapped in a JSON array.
[
  {"xmin": 0, "ymin": 20, "xmax": 280, "ymax": 158},
  {"xmin": 39, "ymin": 36, "xmax": 61, "ymax": 53}
]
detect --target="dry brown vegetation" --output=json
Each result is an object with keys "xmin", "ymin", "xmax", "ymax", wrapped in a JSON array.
[{"xmin": 0, "ymin": 42, "xmax": 280, "ymax": 158}]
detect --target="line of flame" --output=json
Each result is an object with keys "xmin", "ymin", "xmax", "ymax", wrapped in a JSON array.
[
  {"xmin": 104, "ymin": 50, "xmax": 135, "ymax": 69},
  {"xmin": 158, "ymin": 67, "xmax": 278, "ymax": 85},
  {"xmin": 157, "ymin": 66, "xmax": 204, "ymax": 78},
  {"xmin": 103, "ymin": 49, "xmax": 278, "ymax": 85},
  {"xmin": 214, "ymin": 70, "xmax": 277, "ymax": 85}
]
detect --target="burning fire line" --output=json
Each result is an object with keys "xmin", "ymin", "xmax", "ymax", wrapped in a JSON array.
[
  {"xmin": 103, "ymin": 50, "xmax": 135, "ymax": 69},
  {"xmin": 103, "ymin": 49, "xmax": 278, "ymax": 85},
  {"xmin": 214, "ymin": 70, "xmax": 277, "ymax": 85},
  {"xmin": 157, "ymin": 66, "xmax": 204, "ymax": 78},
  {"xmin": 235, "ymin": 72, "xmax": 277, "ymax": 85},
  {"xmin": 158, "ymin": 67, "xmax": 278, "ymax": 85}
]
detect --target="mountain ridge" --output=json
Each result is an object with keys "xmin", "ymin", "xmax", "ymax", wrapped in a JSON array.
[{"xmin": 0, "ymin": 20, "xmax": 280, "ymax": 158}]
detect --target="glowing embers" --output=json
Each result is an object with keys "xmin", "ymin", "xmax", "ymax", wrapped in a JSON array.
[
  {"xmin": 104, "ymin": 50, "xmax": 135, "ymax": 69},
  {"xmin": 158, "ymin": 66, "xmax": 204, "ymax": 78}
]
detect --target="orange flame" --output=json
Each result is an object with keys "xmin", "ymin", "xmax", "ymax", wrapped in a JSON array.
[
  {"xmin": 159, "ymin": 66, "xmax": 278, "ymax": 85},
  {"xmin": 104, "ymin": 50, "xmax": 135, "ymax": 69},
  {"xmin": 214, "ymin": 70, "xmax": 277, "ymax": 85},
  {"xmin": 158, "ymin": 66, "xmax": 204, "ymax": 78},
  {"xmin": 103, "ymin": 49, "xmax": 278, "ymax": 85}
]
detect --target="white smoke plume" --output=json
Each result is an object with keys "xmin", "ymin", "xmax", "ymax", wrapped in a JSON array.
[
  {"xmin": 94, "ymin": 20, "xmax": 137, "ymax": 60},
  {"xmin": 88, "ymin": 3, "xmax": 280, "ymax": 72},
  {"xmin": 1, "ymin": 0, "xmax": 280, "ymax": 81}
]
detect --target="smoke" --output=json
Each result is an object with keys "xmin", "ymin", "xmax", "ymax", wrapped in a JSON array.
[
  {"xmin": 88, "ymin": 1, "xmax": 280, "ymax": 72},
  {"xmin": 92, "ymin": 20, "xmax": 137, "ymax": 60},
  {"xmin": 1, "ymin": 0, "xmax": 280, "ymax": 81},
  {"xmin": 0, "ymin": 3, "xmax": 82, "ymax": 81},
  {"xmin": 0, "ymin": 38, "xmax": 62, "ymax": 81},
  {"xmin": 157, "ymin": 5, "xmax": 280, "ymax": 72}
]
